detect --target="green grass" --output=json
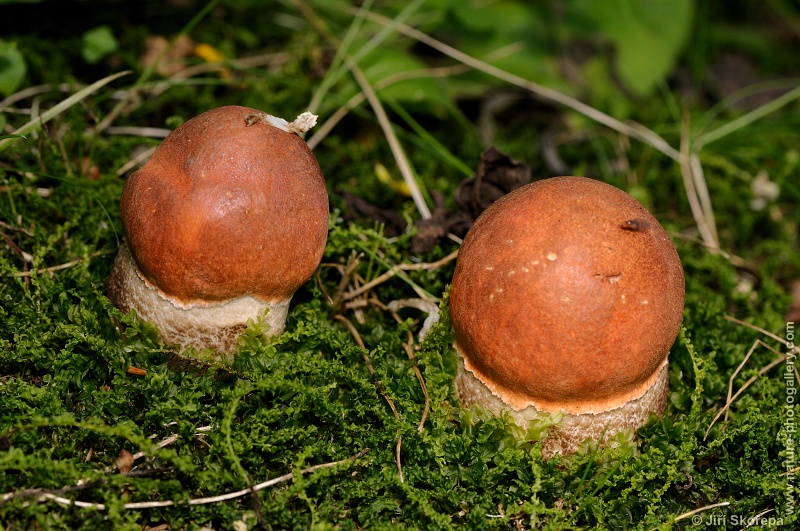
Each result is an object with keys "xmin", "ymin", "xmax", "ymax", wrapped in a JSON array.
[{"xmin": 1, "ymin": 1, "xmax": 799, "ymax": 529}]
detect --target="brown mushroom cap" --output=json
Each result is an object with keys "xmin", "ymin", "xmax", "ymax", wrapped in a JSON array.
[
  {"xmin": 450, "ymin": 176, "xmax": 684, "ymax": 416},
  {"xmin": 108, "ymin": 105, "xmax": 329, "ymax": 354},
  {"xmin": 120, "ymin": 105, "xmax": 328, "ymax": 306}
]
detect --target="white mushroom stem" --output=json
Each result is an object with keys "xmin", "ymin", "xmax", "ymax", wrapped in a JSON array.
[
  {"xmin": 455, "ymin": 354, "xmax": 669, "ymax": 458},
  {"xmin": 244, "ymin": 111, "xmax": 318, "ymax": 134},
  {"xmin": 108, "ymin": 243, "xmax": 290, "ymax": 356}
]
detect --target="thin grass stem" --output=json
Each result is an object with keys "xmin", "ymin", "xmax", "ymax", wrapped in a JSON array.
[
  {"xmin": 0, "ymin": 71, "xmax": 131, "ymax": 152},
  {"xmin": 695, "ymin": 84, "xmax": 800, "ymax": 148}
]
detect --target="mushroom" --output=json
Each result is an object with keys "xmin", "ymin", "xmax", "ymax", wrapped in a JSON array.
[
  {"xmin": 108, "ymin": 106, "xmax": 329, "ymax": 356},
  {"xmin": 449, "ymin": 176, "xmax": 684, "ymax": 456}
]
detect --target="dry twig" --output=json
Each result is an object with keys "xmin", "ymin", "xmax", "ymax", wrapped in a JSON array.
[
  {"xmin": 374, "ymin": 298, "xmax": 432, "ymax": 434},
  {"xmin": 705, "ymin": 316, "xmax": 798, "ymax": 439},
  {"xmin": 724, "ymin": 315, "xmax": 800, "ymax": 354},
  {"xmin": 334, "ymin": 315, "xmax": 404, "ymax": 481},
  {"xmin": 342, "ymin": 249, "xmax": 458, "ymax": 302},
  {"xmin": 9, "ymin": 251, "xmax": 107, "ymax": 278},
  {"xmin": 13, "ymin": 449, "xmax": 369, "ymax": 510}
]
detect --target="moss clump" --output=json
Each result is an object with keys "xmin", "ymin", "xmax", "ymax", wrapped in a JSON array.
[{"xmin": 2, "ymin": 1, "xmax": 800, "ymax": 529}]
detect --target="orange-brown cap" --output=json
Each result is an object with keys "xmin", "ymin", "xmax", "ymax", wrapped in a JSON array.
[
  {"xmin": 119, "ymin": 105, "xmax": 329, "ymax": 306},
  {"xmin": 449, "ymin": 176, "xmax": 684, "ymax": 415}
]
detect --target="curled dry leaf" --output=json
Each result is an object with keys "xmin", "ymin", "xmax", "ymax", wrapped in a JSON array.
[
  {"xmin": 454, "ymin": 146, "xmax": 531, "ymax": 221},
  {"xmin": 115, "ymin": 449, "xmax": 134, "ymax": 475},
  {"xmin": 411, "ymin": 147, "xmax": 531, "ymax": 254},
  {"xmin": 341, "ymin": 147, "xmax": 530, "ymax": 254},
  {"xmin": 340, "ymin": 190, "xmax": 407, "ymax": 237},
  {"xmin": 140, "ymin": 34, "xmax": 195, "ymax": 77},
  {"xmin": 410, "ymin": 191, "xmax": 469, "ymax": 255}
]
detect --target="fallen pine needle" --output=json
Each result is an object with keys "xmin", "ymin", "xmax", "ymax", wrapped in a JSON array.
[
  {"xmin": 380, "ymin": 299, "xmax": 432, "ymax": 433},
  {"xmin": 704, "ymin": 317, "xmax": 796, "ymax": 439},
  {"xmin": 723, "ymin": 340, "xmax": 774, "ymax": 423},
  {"xmin": 781, "ymin": 466, "xmax": 800, "ymax": 476}
]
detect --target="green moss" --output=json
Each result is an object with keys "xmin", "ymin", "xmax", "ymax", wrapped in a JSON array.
[{"xmin": 2, "ymin": 1, "xmax": 799, "ymax": 529}]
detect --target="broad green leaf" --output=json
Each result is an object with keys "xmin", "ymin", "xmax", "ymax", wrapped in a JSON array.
[
  {"xmin": 0, "ymin": 40, "xmax": 26, "ymax": 96},
  {"xmin": 362, "ymin": 49, "xmax": 449, "ymax": 107},
  {"xmin": 580, "ymin": 0, "xmax": 694, "ymax": 95},
  {"xmin": 81, "ymin": 25, "xmax": 118, "ymax": 64}
]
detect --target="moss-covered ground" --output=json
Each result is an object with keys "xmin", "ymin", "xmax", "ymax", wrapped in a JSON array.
[{"xmin": 1, "ymin": 1, "xmax": 799, "ymax": 529}]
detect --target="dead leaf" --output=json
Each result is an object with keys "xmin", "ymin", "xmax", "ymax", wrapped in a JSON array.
[
  {"xmin": 340, "ymin": 190, "xmax": 407, "ymax": 237},
  {"xmin": 455, "ymin": 146, "xmax": 531, "ymax": 220},
  {"xmin": 410, "ymin": 147, "xmax": 531, "ymax": 254},
  {"xmin": 410, "ymin": 191, "xmax": 450, "ymax": 254},
  {"xmin": 126, "ymin": 365, "xmax": 147, "ymax": 376},
  {"xmin": 140, "ymin": 34, "xmax": 195, "ymax": 77},
  {"xmin": 116, "ymin": 448, "xmax": 134, "ymax": 475}
]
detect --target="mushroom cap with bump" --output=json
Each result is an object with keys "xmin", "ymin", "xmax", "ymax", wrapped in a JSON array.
[
  {"xmin": 119, "ymin": 105, "xmax": 329, "ymax": 307},
  {"xmin": 108, "ymin": 105, "xmax": 329, "ymax": 355},
  {"xmin": 449, "ymin": 176, "xmax": 684, "ymax": 416}
]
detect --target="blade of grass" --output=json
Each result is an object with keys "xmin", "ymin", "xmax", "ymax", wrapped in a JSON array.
[
  {"xmin": 298, "ymin": 1, "xmax": 432, "ymax": 219},
  {"xmin": 0, "ymin": 83, "xmax": 71, "ymax": 112},
  {"xmin": 346, "ymin": 56, "xmax": 432, "ymax": 218},
  {"xmin": 386, "ymin": 98, "xmax": 474, "ymax": 177},
  {"xmin": 306, "ymin": 0, "xmax": 376, "ymax": 115},
  {"xmin": 0, "ymin": 71, "xmax": 131, "ymax": 153},
  {"xmin": 94, "ymin": 0, "xmax": 224, "ymax": 133},
  {"xmin": 679, "ymin": 113, "xmax": 719, "ymax": 248},
  {"xmin": 694, "ymin": 78, "xmax": 800, "ymax": 135},
  {"xmin": 307, "ymin": 63, "xmax": 472, "ymax": 151},
  {"xmin": 356, "ymin": 9, "xmax": 681, "ymax": 162},
  {"xmin": 354, "ymin": 9, "xmax": 728, "ymax": 250},
  {"xmin": 304, "ymin": 0, "xmax": 428, "ymax": 116},
  {"xmin": 694, "ymin": 84, "xmax": 800, "ymax": 149},
  {"xmin": 350, "ymin": 240, "xmax": 438, "ymax": 301}
]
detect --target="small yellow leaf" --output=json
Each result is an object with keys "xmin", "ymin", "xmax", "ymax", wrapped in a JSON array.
[
  {"xmin": 374, "ymin": 163, "xmax": 411, "ymax": 197},
  {"xmin": 194, "ymin": 43, "xmax": 225, "ymax": 63},
  {"xmin": 194, "ymin": 43, "xmax": 231, "ymax": 78}
]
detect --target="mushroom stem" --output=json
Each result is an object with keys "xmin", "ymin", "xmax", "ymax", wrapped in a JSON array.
[
  {"xmin": 109, "ymin": 243, "xmax": 289, "ymax": 356},
  {"xmin": 455, "ymin": 354, "xmax": 669, "ymax": 458}
]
